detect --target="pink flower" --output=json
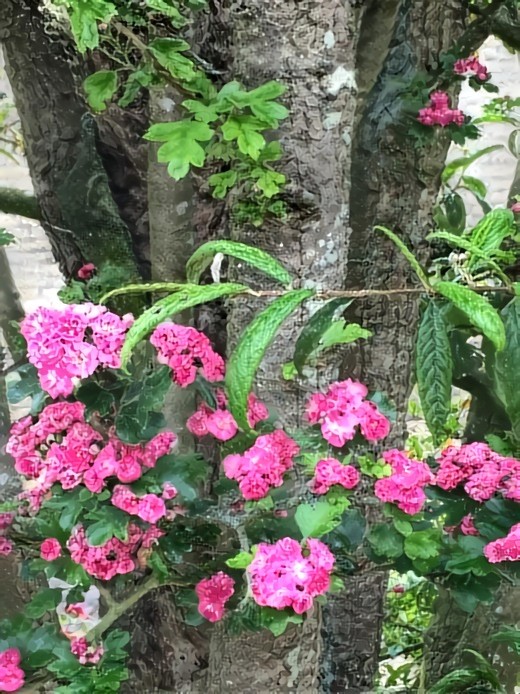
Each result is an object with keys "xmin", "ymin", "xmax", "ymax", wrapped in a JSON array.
[
  {"xmin": 0, "ymin": 648, "xmax": 24, "ymax": 692},
  {"xmin": 70, "ymin": 637, "xmax": 104, "ymax": 665},
  {"xmin": 150, "ymin": 323, "xmax": 225, "ymax": 387},
  {"xmin": 195, "ymin": 572, "xmax": 235, "ymax": 622},
  {"xmin": 454, "ymin": 56, "xmax": 489, "ymax": 81},
  {"xmin": 77, "ymin": 263, "xmax": 96, "ymax": 280},
  {"xmin": 162, "ymin": 482, "xmax": 178, "ymax": 500},
  {"xmin": 222, "ymin": 430, "xmax": 299, "ymax": 500},
  {"xmin": 206, "ymin": 409, "xmax": 238, "ymax": 441},
  {"xmin": 137, "ymin": 494, "xmax": 167, "ymax": 524},
  {"xmin": 417, "ymin": 91, "xmax": 467, "ymax": 128},
  {"xmin": 311, "ymin": 458, "xmax": 360, "ymax": 495},
  {"xmin": 247, "ymin": 538, "xmax": 334, "ymax": 613},
  {"xmin": 40, "ymin": 538, "xmax": 61, "ymax": 561},
  {"xmin": 484, "ymin": 523, "xmax": 520, "ymax": 563},
  {"xmin": 0, "ymin": 538, "xmax": 13, "ymax": 557},
  {"xmin": 511, "ymin": 202, "xmax": 520, "ymax": 214},
  {"xmin": 460, "ymin": 514, "xmax": 479, "ymax": 536},
  {"xmin": 306, "ymin": 380, "xmax": 390, "ymax": 448},
  {"xmin": 374, "ymin": 449, "xmax": 433, "ymax": 515}
]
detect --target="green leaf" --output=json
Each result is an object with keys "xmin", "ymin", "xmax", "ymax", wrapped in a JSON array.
[
  {"xmin": 443, "ymin": 193, "xmax": 466, "ymax": 234},
  {"xmin": 149, "ymin": 38, "xmax": 198, "ymax": 83},
  {"xmin": 83, "ymin": 70, "xmax": 117, "ymax": 112},
  {"xmin": 494, "ymin": 298, "xmax": 520, "ymax": 439},
  {"xmin": 374, "ymin": 226, "xmax": 432, "ymax": 290},
  {"xmin": 260, "ymin": 607, "xmax": 303, "ymax": 636},
  {"xmin": 226, "ymin": 550, "xmax": 254, "ymax": 569},
  {"xmin": 253, "ymin": 169, "xmax": 286, "ymax": 198},
  {"xmin": 367, "ymin": 524, "xmax": 404, "ymax": 559},
  {"xmin": 100, "ymin": 282, "xmax": 183, "ymax": 303},
  {"xmin": 119, "ymin": 67, "xmax": 154, "ymax": 108},
  {"xmin": 319, "ymin": 321, "xmax": 372, "ymax": 350},
  {"xmin": 0, "ymin": 228, "xmax": 15, "ymax": 246},
  {"xmin": 226, "ymin": 289, "xmax": 313, "ymax": 430},
  {"xmin": 68, "ymin": 0, "xmax": 116, "ymax": 53},
  {"xmin": 434, "ymin": 282, "xmax": 505, "ymax": 351},
  {"xmin": 145, "ymin": 0, "xmax": 186, "ymax": 25},
  {"xmin": 221, "ymin": 115, "xmax": 267, "ymax": 159},
  {"xmin": 120, "ymin": 282, "xmax": 249, "ymax": 369},
  {"xmin": 25, "ymin": 588, "xmax": 62, "ymax": 619},
  {"xmin": 182, "ymin": 99, "xmax": 221, "ymax": 123},
  {"xmin": 208, "ymin": 170, "xmax": 238, "ymax": 198},
  {"xmin": 426, "ymin": 230, "xmax": 507, "ymax": 279},
  {"xmin": 461, "ymin": 175, "xmax": 487, "ymax": 199},
  {"xmin": 295, "ymin": 499, "xmax": 347, "ymax": 539},
  {"xmin": 441, "ymin": 145, "xmax": 503, "ymax": 183},
  {"xmin": 468, "ymin": 208, "xmax": 514, "ymax": 259},
  {"xmin": 144, "ymin": 119, "xmax": 214, "ymax": 180},
  {"xmin": 404, "ymin": 529, "xmax": 442, "ymax": 560},
  {"xmin": 293, "ymin": 298, "xmax": 353, "ymax": 374},
  {"xmin": 76, "ymin": 382, "xmax": 115, "ymax": 418},
  {"xmin": 186, "ymin": 240, "xmax": 293, "ymax": 286},
  {"xmin": 416, "ymin": 301, "xmax": 453, "ymax": 444}
]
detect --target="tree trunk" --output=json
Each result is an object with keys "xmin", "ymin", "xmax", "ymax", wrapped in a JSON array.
[
  {"xmin": 201, "ymin": 1, "xmax": 360, "ymax": 690},
  {"xmin": 0, "ymin": 0, "xmax": 139, "ymax": 277}
]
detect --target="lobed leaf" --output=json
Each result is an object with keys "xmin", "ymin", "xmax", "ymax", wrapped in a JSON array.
[{"xmin": 83, "ymin": 70, "xmax": 118, "ymax": 112}]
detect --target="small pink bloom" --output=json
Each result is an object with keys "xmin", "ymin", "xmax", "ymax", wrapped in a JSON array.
[
  {"xmin": 40, "ymin": 538, "xmax": 61, "ymax": 561},
  {"xmin": 162, "ymin": 482, "xmax": 178, "ymax": 500},
  {"xmin": 77, "ymin": 263, "xmax": 96, "ymax": 280},
  {"xmin": 206, "ymin": 409, "xmax": 238, "ymax": 441},
  {"xmin": 196, "ymin": 572, "xmax": 235, "ymax": 622},
  {"xmin": 0, "ymin": 538, "xmax": 13, "ymax": 557}
]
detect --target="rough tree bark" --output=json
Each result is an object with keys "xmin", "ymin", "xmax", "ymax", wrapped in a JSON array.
[{"xmin": 0, "ymin": 0, "xmax": 139, "ymax": 277}]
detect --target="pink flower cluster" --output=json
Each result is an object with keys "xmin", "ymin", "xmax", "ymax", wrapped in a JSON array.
[
  {"xmin": 374, "ymin": 449, "xmax": 434, "ymax": 515},
  {"xmin": 311, "ymin": 458, "xmax": 360, "ymax": 495},
  {"xmin": 306, "ymin": 379, "xmax": 390, "ymax": 448},
  {"xmin": 454, "ymin": 56, "xmax": 489, "ymax": 82},
  {"xmin": 435, "ymin": 443, "xmax": 520, "ymax": 503},
  {"xmin": 247, "ymin": 538, "xmax": 335, "ymax": 614},
  {"xmin": 20, "ymin": 303, "xmax": 133, "ymax": 398},
  {"xmin": 70, "ymin": 637, "xmax": 104, "ymax": 665},
  {"xmin": 195, "ymin": 571, "xmax": 235, "ymax": 622},
  {"xmin": 187, "ymin": 390, "xmax": 269, "ymax": 441},
  {"xmin": 222, "ymin": 430, "xmax": 300, "ymax": 500},
  {"xmin": 40, "ymin": 537, "xmax": 61, "ymax": 561},
  {"xmin": 418, "ymin": 91, "xmax": 466, "ymax": 128},
  {"xmin": 67, "ymin": 523, "xmax": 163, "ymax": 581},
  {"xmin": 111, "ymin": 484, "xmax": 172, "ymax": 523},
  {"xmin": 460, "ymin": 513, "xmax": 479, "ymax": 537},
  {"xmin": 7, "ymin": 401, "xmax": 176, "ymax": 512},
  {"xmin": 0, "ymin": 649, "xmax": 24, "ymax": 692},
  {"xmin": 0, "ymin": 513, "xmax": 14, "ymax": 558},
  {"xmin": 150, "ymin": 323, "xmax": 225, "ymax": 387},
  {"xmin": 484, "ymin": 523, "xmax": 520, "ymax": 563}
]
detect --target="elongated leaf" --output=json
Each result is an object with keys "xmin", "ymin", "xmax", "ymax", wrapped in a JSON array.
[
  {"xmin": 226, "ymin": 289, "xmax": 313, "ymax": 429},
  {"xmin": 468, "ymin": 208, "xmax": 514, "ymax": 264},
  {"xmin": 441, "ymin": 145, "xmax": 503, "ymax": 183},
  {"xmin": 100, "ymin": 282, "xmax": 184, "ymax": 304},
  {"xmin": 416, "ymin": 301, "xmax": 453, "ymax": 444},
  {"xmin": 426, "ymin": 231, "xmax": 507, "ymax": 279},
  {"xmin": 293, "ymin": 298, "xmax": 353, "ymax": 374},
  {"xmin": 186, "ymin": 240, "xmax": 293, "ymax": 286},
  {"xmin": 494, "ymin": 298, "xmax": 520, "ymax": 438},
  {"xmin": 435, "ymin": 282, "xmax": 505, "ymax": 351},
  {"xmin": 374, "ymin": 226, "xmax": 432, "ymax": 290},
  {"xmin": 120, "ymin": 283, "xmax": 249, "ymax": 369}
]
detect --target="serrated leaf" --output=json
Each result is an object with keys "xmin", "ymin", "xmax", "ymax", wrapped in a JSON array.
[
  {"xmin": 404, "ymin": 529, "xmax": 442, "ymax": 560},
  {"xmin": 253, "ymin": 169, "xmax": 286, "ymax": 198},
  {"xmin": 83, "ymin": 70, "xmax": 117, "ymax": 112},
  {"xmin": 468, "ymin": 208, "xmax": 514, "ymax": 259},
  {"xmin": 120, "ymin": 282, "xmax": 249, "ymax": 368},
  {"xmin": 434, "ymin": 282, "xmax": 505, "ymax": 351},
  {"xmin": 375, "ymin": 226, "xmax": 432, "ymax": 290},
  {"xmin": 145, "ymin": 0, "xmax": 186, "ymax": 25},
  {"xmin": 494, "ymin": 298, "xmax": 520, "ymax": 439},
  {"xmin": 367, "ymin": 524, "xmax": 404, "ymax": 559},
  {"xmin": 226, "ymin": 289, "xmax": 313, "ymax": 430},
  {"xmin": 416, "ymin": 301, "xmax": 452, "ymax": 444},
  {"xmin": 295, "ymin": 500, "xmax": 347, "ymax": 538},
  {"xmin": 441, "ymin": 145, "xmax": 503, "ymax": 183},
  {"xmin": 119, "ymin": 67, "xmax": 154, "ymax": 108},
  {"xmin": 293, "ymin": 298, "xmax": 353, "ymax": 374},
  {"xmin": 144, "ymin": 119, "xmax": 214, "ymax": 180},
  {"xmin": 208, "ymin": 170, "xmax": 238, "ymax": 198},
  {"xmin": 186, "ymin": 240, "xmax": 293, "ymax": 286}
]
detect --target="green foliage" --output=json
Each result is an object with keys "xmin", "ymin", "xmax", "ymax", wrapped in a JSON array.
[
  {"xmin": 120, "ymin": 282, "xmax": 249, "ymax": 368},
  {"xmin": 226, "ymin": 550, "xmax": 254, "ymax": 569},
  {"xmin": 0, "ymin": 228, "xmax": 15, "ymax": 246},
  {"xmin": 84, "ymin": 70, "xmax": 118, "ymax": 111},
  {"xmin": 61, "ymin": 0, "xmax": 117, "ymax": 53},
  {"xmin": 186, "ymin": 239, "xmax": 293, "ymax": 286},
  {"xmin": 225, "ymin": 289, "xmax": 313, "ymax": 430},
  {"xmin": 144, "ymin": 120, "xmax": 214, "ymax": 180},
  {"xmin": 115, "ymin": 366, "xmax": 171, "ymax": 443},
  {"xmin": 416, "ymin": 300, "xmax": 453, "ymax": 443},
  {"xmin": 441, "ymin": 145, "xmax": 503, "ymax": 184},
  {"xmin": 295, "ymin": 499, "xmax": 348, "ymax": 539},
  {"xmin": 429, "ymin": 650, "xmax": 504, "ymax": 693},
  {"xmin": 374, "ymin": 226, "xmax": 432, "ymax": 290},
  {"xmin": 434, "ymin": 282, "xmax": 505, "ymax": 351},
  {"xmin": 494, "ymin": 298, "xmax": 520, "ymax": 440}
]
